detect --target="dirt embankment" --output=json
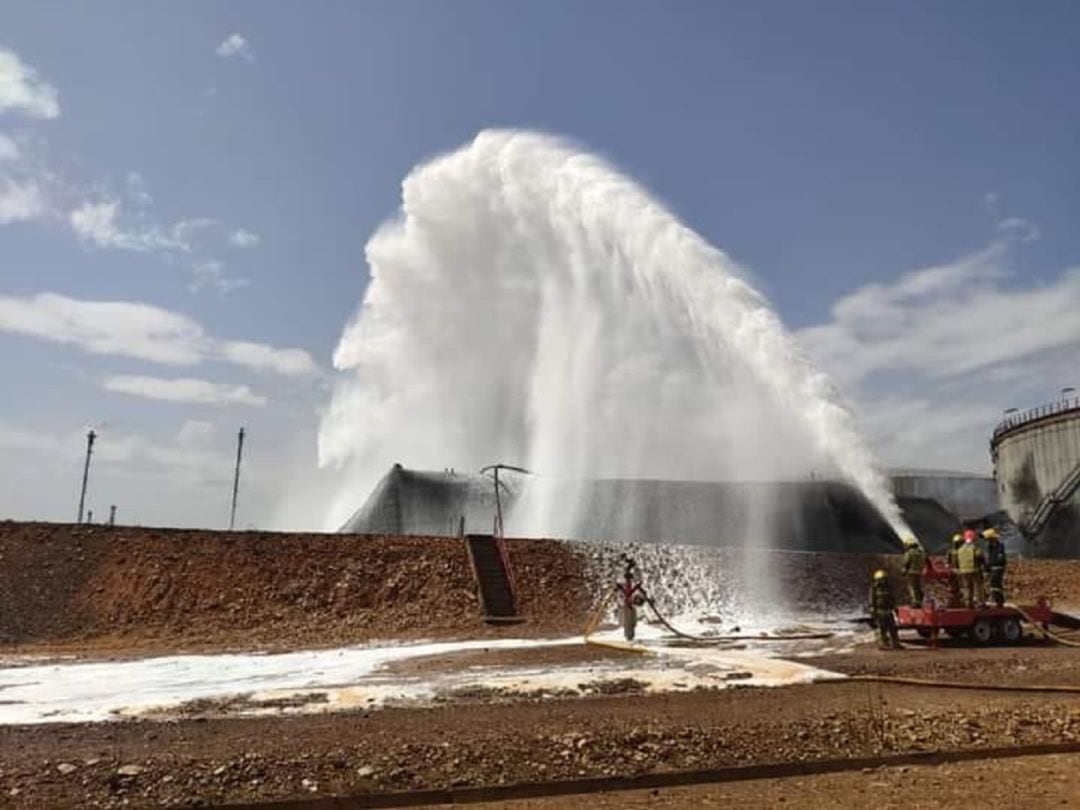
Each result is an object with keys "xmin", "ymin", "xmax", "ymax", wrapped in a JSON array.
[
  {"xmin": 0, "ymin": 522, "xmax": 595, "ymax": 655},
  {"xmin": 2, "ymin": 521, "xmax": 1079, "ymax": 656}
]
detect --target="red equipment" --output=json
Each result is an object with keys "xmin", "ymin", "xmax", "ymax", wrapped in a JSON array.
[{"xmin": 896, "ymin": 598, "xmax": 1054, "ymax": 645}]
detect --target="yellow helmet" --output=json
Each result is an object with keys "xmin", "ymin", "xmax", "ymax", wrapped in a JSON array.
[
  {"xmin": 873, "ymin": 569, "xmax": 888, "ymax": 581},
  {"xmin": 951, "ymin": 533, "xmax": 963, "ymax": 546},
  {"xmin": 982, "ymin": 528, "xmax": 1000, "ymax": 540}
]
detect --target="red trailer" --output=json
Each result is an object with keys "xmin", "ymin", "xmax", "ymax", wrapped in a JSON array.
[{"xmin": 895, "ymin": 598, "xmax": 1054, "ymax": 645}]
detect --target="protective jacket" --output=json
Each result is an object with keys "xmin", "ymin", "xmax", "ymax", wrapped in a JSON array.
[
  {"xmin": 986, "ymin": 541, "xmax": 1006, "ymax": 569},
  {"xmin": 957, "ymin": 543, "xmax": 978, "ymax": 574},
  {"xmin": 902, "ymin": 546, "xmax": 926, "ymax": 575},
  {"xmin": 870, "ymin": 580, "xmax": 895, "ymax": 614}
]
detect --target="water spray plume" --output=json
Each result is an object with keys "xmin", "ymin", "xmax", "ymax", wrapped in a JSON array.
[{"xmin": 319, "ymin": 130, "xmax": 909, "ymax": 540}]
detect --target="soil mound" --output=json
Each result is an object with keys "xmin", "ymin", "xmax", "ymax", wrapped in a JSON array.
[{"xmin": 0, "ymin": 522, "xmax": 593, "ymax": 653}]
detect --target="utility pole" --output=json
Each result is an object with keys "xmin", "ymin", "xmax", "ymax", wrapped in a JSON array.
[
  {"xmin": 229, "ymin": 427, "xmax": 246, "ymax": 531},
  {"xmin": 77, "ymin": 429, "xmax": 96, "ymax": 524},
  {"xmin": 108, "ymin": 505, "xmax": 116, "ymax": 526},
  {"xmin": 479, "ymin": 464, "xmax": 531, "ymax": 539}
]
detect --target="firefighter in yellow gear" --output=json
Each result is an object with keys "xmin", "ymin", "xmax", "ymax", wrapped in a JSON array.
[
  {"xmin": 900, "ymin": 536, "xmax": 926, "ymax": 606},
  {"xmin": 956, "ymin": 533, "xmax": 985, "ymax": 608},
  {"xmin": 869, "ymin": 569, "xmax": 901, "ymax": 649},
  {"xmin": 946, "ymin": 533, "xmax": 963, "ymax": 606}
]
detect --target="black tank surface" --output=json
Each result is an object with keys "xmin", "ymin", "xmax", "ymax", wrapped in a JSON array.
[{"xmin": 340, "ymin": 465, "xmax": 917, "ymax": 554}]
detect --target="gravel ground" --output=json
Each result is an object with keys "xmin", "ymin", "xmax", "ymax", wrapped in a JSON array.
[
  {"xmin": 432, "ymin": 751, "xmax": 1080, "ymax": 809},
  {"xmin": 2, "ymin": 671, "xmax": 1079, "ymax": 808}
]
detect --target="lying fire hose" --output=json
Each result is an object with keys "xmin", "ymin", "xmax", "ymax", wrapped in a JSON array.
[
  {"xmin": 582, "ymin": 588, "xmax": 834, "ymax": 648},
  {"xmin": 848, "ymin": 674, "xmax": 1080, "ymax": 694},
  {"xmin": 642, "ymin": 594, "xmax": 835, "ymax": 643},
  {"xmin": 1005, "ymin": 602, "xmax": 1080, "ymax": 649}
]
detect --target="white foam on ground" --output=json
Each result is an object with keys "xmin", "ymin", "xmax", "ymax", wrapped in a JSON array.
[
  {"xmin": 0, "ymin": 638, "xmax": 574, "ymax": 725},
  {"xmin": 0, "ymin": 619, "xmax": 850, "ymax": 725}
]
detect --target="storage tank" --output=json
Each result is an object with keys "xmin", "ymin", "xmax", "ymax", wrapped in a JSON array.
[
  {"xmin": 888, "ymin": 469, "xmax": 997, "ymax": 522},
  {"xmin": 991, "ymin": 395, "xmax": 1080, "ymax": 557}
]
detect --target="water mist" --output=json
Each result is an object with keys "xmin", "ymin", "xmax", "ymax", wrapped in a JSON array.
[{"xmin": 319, "ymin": 130, "xmax": 907, "ymax": 615}]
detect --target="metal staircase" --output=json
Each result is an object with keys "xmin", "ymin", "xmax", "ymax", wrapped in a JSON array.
[
  {"xmin": 1022, "ymin": 460, "xmax": 1080, "ymax": 537},
  {"xmin": 463, "ymin": 533, "xmax": 522, "ymax": 623}
]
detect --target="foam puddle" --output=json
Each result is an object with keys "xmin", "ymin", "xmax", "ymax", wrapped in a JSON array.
[{"xmin": 0, "ymin": 624, "xmax": 851, "ymax": 725}]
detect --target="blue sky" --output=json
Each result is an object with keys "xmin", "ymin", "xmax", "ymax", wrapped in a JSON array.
[{"xmin": 1, "ymin": 2, "xmax": 1078, "ymax": 527}]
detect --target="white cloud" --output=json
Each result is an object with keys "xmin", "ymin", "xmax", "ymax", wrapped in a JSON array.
[
  {"xmin": 228, "ymin": 228, "xmax": 260, "ymax": 248},
  {"xmin": 0, "ymin": 292, "xmax": 205, "ymax": 364},
  {"xmin": 995, "ymin": 217, "xmax": 1040, "ymax": 243},
  {"xmin": 216, "ymin": 34, "xmax": 255, "ymax": 62},
  {"xmin": 0, "ymin": 48, "xmax": 60, "ymax": 119},
  {"xmin": 177, "ymin": 419, "xmax": 217, "ymax": 448},
  {"xmin": 797, "ymin": 239, "xmax": 1080, "ymax": 473},
  {"xmin": 125, "ymin": 171, "xmax": 153, "ymax": 205},
  {"xmin": 103, "ymin": 375, "xmax": 267, "ymax": 407},
  {"xmin": 0, "ymin": 133, "xmax": 19, "ymax": 161},
  {"xmin": 69, "ymin": 198, "xmax": 196, "ymax": 253},
  {"xmin": 0, "ymin": 176, "xmax": 44, "ymax": 223},
  {"xmin": 171, "ymin": 217, "xmax": 216, "ymax": 246},
  {"xmin": 799, "ymin": 246, "xmax": 1080, "ymax": 386},
  {"xmin": 0, "ymin": 292, "xmax": 319, "ymax": 375},
  {"xmin": 189, "ymin": 259, "xmax": 250, "ymax": 295},
  {"xmin": 218, "ymin": 340, "xmax": 318, "ymax": 376}
]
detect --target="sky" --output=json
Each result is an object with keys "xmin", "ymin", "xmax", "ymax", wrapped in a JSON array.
[{"xmin": 1, "ymin": 2, "xmax": 1078, "ymax": 529}]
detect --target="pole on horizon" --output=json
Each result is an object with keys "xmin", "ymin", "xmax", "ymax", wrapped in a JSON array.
[
  {"xmin": 77, "ymin": 429, "xmax": 96, "ymax": 524},
  {"xmin": 229, "ymin": 427, "xmax": 246, "ymax": 531}
]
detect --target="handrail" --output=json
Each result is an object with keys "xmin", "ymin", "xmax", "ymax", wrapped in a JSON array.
[
  {"xmin": 993, "ymin": 397, "xmax": 1080, "ymax": 441},
  {"xmin": 1021, "ymin": 460, "xmax": 1080, "ymax": 537}
]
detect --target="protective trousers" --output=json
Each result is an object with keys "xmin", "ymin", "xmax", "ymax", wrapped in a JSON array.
[
  {"xmin": 621, "ymin": 604, "xmax": 637, "ymax": 641},
  {"xmin": 988, "ymin": 567, "xmax": 1005, "ymax": 607},
  {"xmin": 960, "ymin": 573, "xmax": 983, "ymax": 608},
  {"xmin": 905, "ymin": 574, "xmax": 924, "ymax": 606},
  {"xmin": 876, "ymin": 612, "xmax": 900, "ymax": 649}
]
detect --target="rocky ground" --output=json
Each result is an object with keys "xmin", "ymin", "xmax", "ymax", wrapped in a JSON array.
[
  {"xmin": 2, "ymin": 521, "xmax": 1080, "ymax": 807},
  {"xmin": 2, "ymin": 672, "xmax": 1079, "ymax": 807},
  {"xmin": 439, "ymin": 751, "xmax": 1080, "ymax": 809}
]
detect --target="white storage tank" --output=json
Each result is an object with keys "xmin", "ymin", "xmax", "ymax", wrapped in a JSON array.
[{"xmin": 991, "ymin": 395, "xmax": 1080, "ymax": 557}]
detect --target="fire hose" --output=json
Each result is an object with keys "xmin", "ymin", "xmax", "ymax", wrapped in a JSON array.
[
  {"xmin": 583, "ymin": 587, "xmax": 834, "ymax": 647},
  {"xmin": 848, "ymin": 674, "xmax": 1080, "ymax": 694},
  {"xmin": 1005, "ymin": 602, "xmax": 1080, "ymax": 648}
]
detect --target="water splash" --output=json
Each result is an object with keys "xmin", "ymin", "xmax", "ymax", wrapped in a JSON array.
[{"xmin": 319, "ymin": 130, "xmax": 907, "ymax": 540}]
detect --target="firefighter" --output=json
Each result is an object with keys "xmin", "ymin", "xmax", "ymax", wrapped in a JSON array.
[
  {"xmin": 965, "ymin": 528, "xmax": 987, "ymax": 604},
  {"xmin": 946, "ymin": 533, "xmax": 964, "ymax": 606},
  {"xmin": 956, "ymin": 533, "xmax": 984, "ymax": 609},
  {"xmin": 870, "ymin": 569, "xmax": 901, "ymax": 650},
  {"xmin": 983, "ymin": 528, "xmax": 1007, "ymax": 607},
  {"xmin": 900, "ymin": 536, "xmax": 926, "ymax": 606},
  {"xmin": 615, "ymin": 555, "xmax": 645, "ymax": 641}
]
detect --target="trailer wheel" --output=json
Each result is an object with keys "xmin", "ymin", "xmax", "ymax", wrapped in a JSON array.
[
  {"xmin": 1000, "ymin": 617, "xmax": 1022, "ymax": 643},
  {"xmin": 972, "ymin": 618, "xmax": 994, "ymax": 645}
]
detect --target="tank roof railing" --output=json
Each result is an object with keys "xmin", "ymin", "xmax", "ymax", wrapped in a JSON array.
[{"xmin": 992, "ymin": 396, "xmax": 1080, "ymax": 441}]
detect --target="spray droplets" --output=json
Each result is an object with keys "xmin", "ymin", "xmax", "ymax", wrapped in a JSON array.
[{"xmin": 319, "ymin": 130, "xmax": 907, "ymax": 538}]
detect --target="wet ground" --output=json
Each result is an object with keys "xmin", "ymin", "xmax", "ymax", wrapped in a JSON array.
[{"xmin": 0, "ymin": 615, "xmax": 859, "ymax": 725}]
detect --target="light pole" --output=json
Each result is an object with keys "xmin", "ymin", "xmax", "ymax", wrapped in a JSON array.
[
  {"xmin": 77, "ymin": 429, "xmax": 96, "ymax": 524},
  {"xmin": 229, "ymin": 427, "xmax": 245, "ymax": 531}
]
